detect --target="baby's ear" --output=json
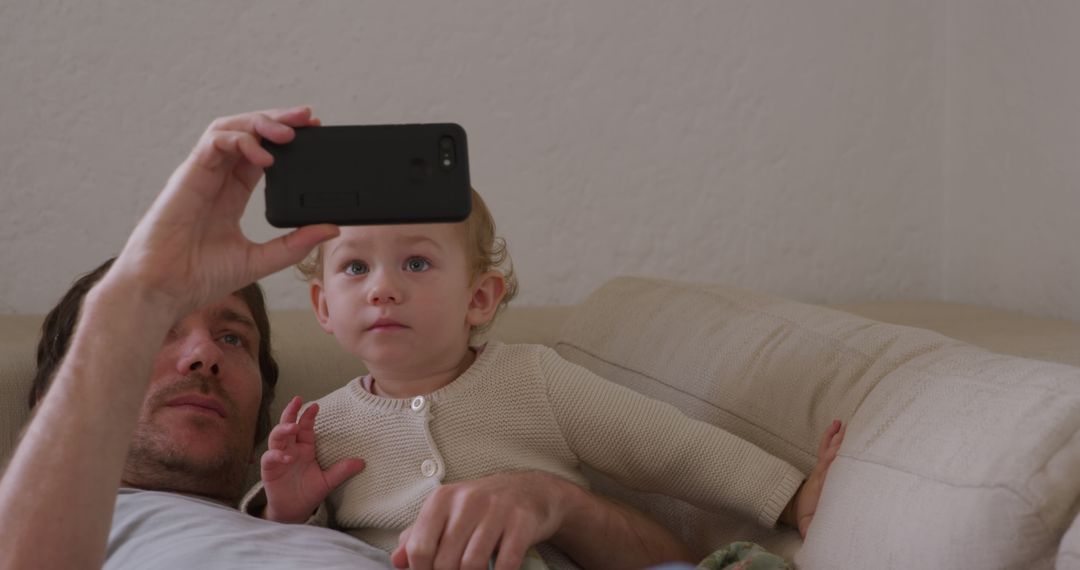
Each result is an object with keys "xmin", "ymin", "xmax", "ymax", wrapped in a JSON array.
[
  {"xmin": 466, "ymin": 272, "xmax": 506, "ymax": 327},
  {"xmin": 309, "ymin": 280, "xmax": 334, "ymax": 334}
]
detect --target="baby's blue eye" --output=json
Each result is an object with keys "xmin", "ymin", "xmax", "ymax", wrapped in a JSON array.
[
  {"xmin": 221, "ymin": 334, "xmax": 243, "ymax": 347},
  {"xmin": 344, "ymin": 261, "xmax": 368, "ymax": 276},
  {"xmin": 404, "ymin": 257, "xmax": 431, "ymax": 272}
]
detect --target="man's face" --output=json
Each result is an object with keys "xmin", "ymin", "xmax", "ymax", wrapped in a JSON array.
[{"xmin": 122, "ymin": 294, "xmax": 263, "ymax": 503}]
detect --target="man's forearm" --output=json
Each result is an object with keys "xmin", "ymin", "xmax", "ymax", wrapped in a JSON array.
[
  {"xmin": 0, "ymin": 278, "xmax": 175, "ymax": 570},
  {"xmin": 551, "ymin": 483, "xmax": 696, "ymax": 569}
]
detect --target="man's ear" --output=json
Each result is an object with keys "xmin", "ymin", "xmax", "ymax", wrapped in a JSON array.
[
  {"xmin": 466, "ymin": 271, "xmax": 507, "ymax": 328},
  {"xmin": 309, "ymin": 280, "xmax": 334, "ymax": 334}
]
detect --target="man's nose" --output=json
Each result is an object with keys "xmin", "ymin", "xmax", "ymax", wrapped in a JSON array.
[
  {"xmin": 175, "ymin": 332, "xmax": 223, "ymax": 376},
  {"xmin": 367, "ymin": 270, "xmax": 403, "ymax": 305}
]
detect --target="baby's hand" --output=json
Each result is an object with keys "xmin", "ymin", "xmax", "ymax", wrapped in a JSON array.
[
  {"xmin": 789, "ymin": 419, "xmax": 845, "ymax": 538},
  {"xmin": 261, "ymin": 396, "xmax": 365, "ymax": 523}
]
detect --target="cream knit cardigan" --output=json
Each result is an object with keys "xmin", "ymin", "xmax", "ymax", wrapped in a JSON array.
[{"xmin": 248, "ymin": 342, "xmax": 805, "ymax": 565}]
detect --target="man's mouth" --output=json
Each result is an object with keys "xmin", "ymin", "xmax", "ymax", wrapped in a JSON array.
[{"xmin": 165, "ymin": 394, "xmax": 228, "ymax": 418}]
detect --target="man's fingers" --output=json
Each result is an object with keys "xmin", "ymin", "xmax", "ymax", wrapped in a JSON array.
[
  {"xmin": 207, "ymin": 106, "xmax": 313, "ymax": 135},
  {"xmin": 249, "ymin": 224, "xmax": 340, "ymax": 280},
  {"xmin": 251, "ymin": 112, "xmax": 296, "ymax": 145},
  {"xmin": 324, "ymin": 458, "xmax": 365, "ymax": 491},
  {"xmin": 391, "ymin": 527, "xmax": 413, "ymax": 569},
  {"xmin": 461, "ymin": 520, "xmax": 504, "ymax": 570},
  {"xmin": 196, "ymin": 131, "xmax": 273, "ymax": 171},
  {"xmin": 431, "ymin": 508, "xmax": 482, "ymax": 570},
  {"xmin": 492, "ymin": 529, "xmax": 529, "ymax": 570},
  {"xmin": 403, "ymin": 490, "xmax": 453, "ymax": 570}
]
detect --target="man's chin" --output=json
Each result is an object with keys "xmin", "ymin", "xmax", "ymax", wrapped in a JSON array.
[{"xmin": 127, "ymin": 417, "xmax": 252, "ymax": 502}]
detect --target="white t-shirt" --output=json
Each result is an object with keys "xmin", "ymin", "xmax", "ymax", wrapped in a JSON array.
[{"xmin": 105, "ymin": 488, "xmax": 391, "ymax": 569}]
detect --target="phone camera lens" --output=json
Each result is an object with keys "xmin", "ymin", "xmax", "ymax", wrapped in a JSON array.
[{"xmin": 438, "ymin": 136, "xmax": 456, "ymax": 171}]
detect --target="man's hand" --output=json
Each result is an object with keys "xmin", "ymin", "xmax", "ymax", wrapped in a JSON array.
[
  {"xmin": 390, "ymin": 471, "xmax": 571, "ymax": 570},
  {"xmin": 783, "ymin": 419, "xmax": 845, "ymax": 538},
  {"xmin": 108, "ymin": 106, "xmax": 339, "ymax": 317},
  {"xmin": 261, "ymin": 396, "xmax": 365, "ymax": 523}
]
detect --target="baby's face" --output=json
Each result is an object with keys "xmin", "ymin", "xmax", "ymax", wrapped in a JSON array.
[{"xmin": 313, "ymin": 223, "xmax": 476, "ymax": 372}]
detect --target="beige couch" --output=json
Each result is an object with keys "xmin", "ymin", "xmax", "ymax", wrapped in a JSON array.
[{"xmin": 2, "ymin": 276, "xmax": 1079, "ymax": 569}]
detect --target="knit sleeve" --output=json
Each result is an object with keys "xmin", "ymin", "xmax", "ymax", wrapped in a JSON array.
[
  {"xmin": 537, "ymin": 348, "xmax": 804, "ymax": 528},
  {"xmin": 238, "ymin": 481, "xmax": 331, "ymax": 527}
]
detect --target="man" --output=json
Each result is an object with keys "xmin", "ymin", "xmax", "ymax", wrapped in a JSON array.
[{"xmin": 0, "ymin": 106, "xmax": 693, "ymax": 570}]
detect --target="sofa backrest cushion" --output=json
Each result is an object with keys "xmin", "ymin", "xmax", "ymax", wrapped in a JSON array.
[{"xmin": 554, "ymin": 277, "xmax": 1080, "ymax": 569}]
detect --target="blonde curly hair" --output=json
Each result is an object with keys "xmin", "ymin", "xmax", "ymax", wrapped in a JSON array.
[{"xmin": 296, "ymin": 188, "xmax": 518, "ymax": 337}]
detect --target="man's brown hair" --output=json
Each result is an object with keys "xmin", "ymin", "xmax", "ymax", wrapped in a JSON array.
[{"xmin": 28, "ymin": 259, "xmax": 279, "ymax": 447}]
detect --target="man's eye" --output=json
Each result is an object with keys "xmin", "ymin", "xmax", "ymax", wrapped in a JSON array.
[
  {"xmin": 404, "ymin": 257, "xmax": 431, "ymax": 272},
  {"xmin": 221, "ymin": 334, "xmax": 244, "ymax": 347},
  {"xmin": 344, "ymin": 261, "xmax": 368, "ymax": 276}
]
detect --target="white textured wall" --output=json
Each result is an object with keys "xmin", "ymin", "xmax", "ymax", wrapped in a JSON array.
[
  {"xmin": 944, "ymin": 0, "xmax": 1080, "ymax": 321},
  {"xmin": 2, "ymin": 1, "xmax": 945, "ymax": 313}
]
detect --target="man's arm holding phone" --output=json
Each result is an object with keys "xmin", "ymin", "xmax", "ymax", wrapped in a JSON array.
[{"xmin": 0, "ymin": 106, "xmax": 335, "ymax": 570}]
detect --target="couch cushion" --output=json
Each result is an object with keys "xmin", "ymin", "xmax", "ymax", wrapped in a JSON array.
[
  {"xmin": 0, "ymin": 315, "xmax": 43, "ymax": 465},
  {"xmin": 553, "ymin": 277, "xmax": 1080, "ymax": 569},
  {"xmin": 831, "ymin": 300, "xmax": 1080, "ymax": 368},
  {"xmin": 1061, "ymin": 513, "xmax": 1080, "ymax": 569}
]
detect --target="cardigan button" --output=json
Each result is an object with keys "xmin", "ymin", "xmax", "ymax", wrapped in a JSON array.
[
  {"xmin": 411, "ymin": 396, "xmax": 426, "ymax": 412},
  {"xmin": 421, "ymin": 459, "xmax": 437, "ymax": 477}
]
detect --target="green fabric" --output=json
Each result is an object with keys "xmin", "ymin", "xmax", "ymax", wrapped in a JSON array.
[{"xmin": 697, "ymin": 542, "xmax": 790, "ymax": 570}]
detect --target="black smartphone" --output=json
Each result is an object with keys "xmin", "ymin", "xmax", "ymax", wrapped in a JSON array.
[{"xmin": 262, "ymin": 123, "xmax": 471, "ymax": 227}]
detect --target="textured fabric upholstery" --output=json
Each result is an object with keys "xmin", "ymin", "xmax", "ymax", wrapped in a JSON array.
[{"xmin": 552, "ymin": 277, "xmax": 1080, "ymax": 569}]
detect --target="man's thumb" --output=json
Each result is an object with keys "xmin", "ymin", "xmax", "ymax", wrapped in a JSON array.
[{"xmin": 391, "ymin": 527, "xmax": 412, "ymax": 569}]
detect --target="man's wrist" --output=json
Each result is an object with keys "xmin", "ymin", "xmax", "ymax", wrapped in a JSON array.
[
  {"xmin": 89, "ymin": 266, "xmax": 187, "ymax": 321},
  {"xmin": 547, "ymin": 474, "xmax": 591, "ymax": 546}
]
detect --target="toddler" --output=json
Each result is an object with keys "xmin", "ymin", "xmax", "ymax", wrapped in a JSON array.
[{"xmin": 248, "ymin": 189, "xmax": 844, "ymax": 569}]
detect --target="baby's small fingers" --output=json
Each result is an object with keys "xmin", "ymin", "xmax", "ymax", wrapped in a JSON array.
[
  {"xmin": 299, "ymin": 402, "xmax": 319, "ymax": 428},
  {"xmin": 280, "ymin": 396, "xmax": 303, "ymax": 425},
  {"xmin": 296, "ymin": 404, "xmax": 319, "ymax": 444},
  {"xmin": 798, "ymin": 514, "xmax": 812, "ymax": 539},
  {"xmin": 817, "ymin": 419, "xmax": 840, "ymax": 457},
  {"xmin": 267, "ymin": 422, "xmax": 301, "ymax": 449},
  {"xmin": 831, "ymin": 422, "xmax": 846, "ymax": 448},
  {"xmin": 260, "ymin": 449, "xmax": 294, "ymax": 470},
  {"xmin": 820, "ymin": 423, "xmax": 846, "ymax": 464}
]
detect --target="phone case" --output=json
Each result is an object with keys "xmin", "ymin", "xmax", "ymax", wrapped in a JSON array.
[{"xmin": 262, "ymin": 123, "xmax": 471, "ymax": 227}]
